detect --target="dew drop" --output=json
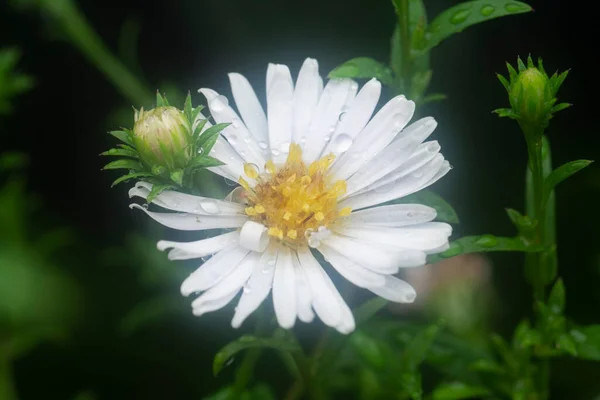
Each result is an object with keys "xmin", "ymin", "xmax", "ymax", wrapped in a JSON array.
[
  {"xmin": 239, "ymin": 150, "xmax": 246, "ymax": 157},
  {"xmin": 338, "ymin": 112, "xmax": 348, "ymax": 122},
  {"xmin": 210, "ymin": 95, "xmax": 229, "ymax": 112},
  {"xmin": 258, "ymin": 141, "xmax": 268, "ymax": 150},
  {"xmin": 261, "ymin": 265, "xmax": 273, "ymax": 274},
  {"xmin": 199, "ymin": 199, "xmax": 221, "ymax": 215},
  {"xmin": 331, "ymin": 133, "xmax": 354, "ymax": 153},
  {"xmin": 450, "ymin": 9, "xmax": 471, "ymax": 24},
  {"xmin": 267, "ymin": 258, "xmax": 276, "ymax": 266},
  {"xmin": 271, "ymin": 148, "xmax": 281, "ymax": 157},
  {"xmin": 224, "ymin": 177, "xmax": 238, "ymax": 187},
  {"xmin": 227, "ymin": 134, "xmax": 238, "ymax": 146},
  {"xmin": 480, "ymin": 5, "xmax": 495, "ymax": 16},
  {"xmin": 442, "ymin": 242, "xmax": 463, "ymax": 258},
  {"xmin": 308, "ymin": 237, "xmax": 321, "ymax": 248},
  {"xmin": 231, "ymin": 118, "xmax": 242, "ymax": 129},
  {"xmin": 224, "ymin": 357, "xmax": 235, "ymax": 367},
  {"xmin": 474, "ymin": 234, "xmax": 498, "ymax": 248},
  {"xmin": 299, "ymin": 136, "xmax": 307, "ymax": 145},
  {"xmin": 323, "ymin": 135, "xmax": 331, "ymax": 143},
  {"xmin": 243, "ymin": 285, "xmax": 252, "ymax": 294},
  {"xmin": 404, "ymin": 292, "xmax": 416, "ymax": 302},
  {"xmin": 505, "ymin": 2, "xmax": 524, "ymax": 12}
]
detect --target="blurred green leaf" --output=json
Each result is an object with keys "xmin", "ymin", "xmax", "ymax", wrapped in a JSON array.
[
  {"xmin": 543, "ymin": 160, "xmax": 593, "ymax": 204},
  {"xmin": 419, "ymin": 1, "xmax": 532, "ymax": 53},
  {"xmin": 428, "ymin": 235, "xmax": 540, "ymax": 263},
  {"xmin": 399, "ymin": 190, "xmax": 459, "ymax": 224},
  {"xmin": 108, "ymin": 129, "xmax": 134, "ymax": 146},
  {"xmin": 187, "ymin": 155, "xmax": 225, "ymax": 170},
  {"xmin": 0, "ymin": 47, "xmax": 34, "ymax": 114},
  {"xmin": 196, "ymin": 123, "xmax": 230, "ymax": 154},
  {"xmin": 432, "ymin": 382, "xmax": 491, "ymax": 400},
  {"xmin": 100, "ymin": 147, "xmax": 139, "ymax": 158},
  {"xmin": 119, "ymin": 294, "xmax": 187, "ymax": 336},
  {"xmin": 399, "ymin": 370, "xmax": 423, "ymax": 400},
  {"xmin": 111, "ymin": 172, "xmax": 154, "ymax": 187},
  {"xmin": 556, "ymin": 333, "xmax": 577, "ymax": 356},
  {"xmin": 328, "ymin": 57, "xmax": 394, "ymax": 86},
  {"xmin": 355, "ymin": 297, "xmax": 388, "ymax": 325},
  {"xmin": 146, "ymin": 183, "xmax": 177, "ymax": 203},
  {"xmin": 570, "ymin": 326, "xmax": 600, "ymax": 361},
  {"xmin": 401, "ymin": 324, "xmax": 440, "ymax": 369},
  {"xmin": 547, "ymin": 278, "xmax": 565, "ymax": 315},
  {"xmin": 350, "ymin": 331, "xmax": 385, "ymax": 368},
  {"xmin": 0, "ymin": 152, "xmax": 29, "ymax": 171},
  {"xmin": 102, "ymin": 158, "xmax": 143, "ymax": 171},
  {"xmin": 213, "ymin": 335, "xmax": 301, "ymax": 376}
]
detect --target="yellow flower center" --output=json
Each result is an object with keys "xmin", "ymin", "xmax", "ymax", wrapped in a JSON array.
[{"xmin": 239, "ymin": 143, "xmax": 351, "ymax": 247}]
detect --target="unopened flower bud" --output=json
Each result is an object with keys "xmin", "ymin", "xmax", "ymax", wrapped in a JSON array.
[
  {"xmin": 133, "ymin": 106, "xmax": 192, "ymax": 170},
  {"xmin": 509, "ymin": 67, "xmax": 552, "ymax": 126}
]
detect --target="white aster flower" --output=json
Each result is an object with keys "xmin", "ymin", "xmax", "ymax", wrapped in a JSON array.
[{"xmin": 129, "ymin": 58, "xmax": 452, "ymax": 334}]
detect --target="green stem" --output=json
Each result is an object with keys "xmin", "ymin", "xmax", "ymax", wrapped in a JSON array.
[
  {"xmin": 230, "ymin": 314, "xmax": 270, "ymax": 398},
  {"xmin": 397, "ymin": 0, "xmax": 412, "ymax": 93},
  {"xmin": 528, "ymin": 137, "xmax": 546, "ymax": 301},
  {"xmin": 0, "ymin": 349, "xmax": 17, "ymax": 400},
  {"xmin": 40, "ymin": 0, "xmax": 153, "ymax": 106}
]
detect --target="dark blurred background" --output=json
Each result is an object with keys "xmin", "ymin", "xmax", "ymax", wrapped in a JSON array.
[{"xmin": 1, "ymin": 0, "xmax": 599, "ymax": 398}]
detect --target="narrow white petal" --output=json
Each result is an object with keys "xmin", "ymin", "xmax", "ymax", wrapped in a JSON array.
[
  {"xmin": 157, "ymin": 231, "xmax": 239, "ymax": 260},
  {"xmin": 200, "ymin": 88, "xmax": 266, "ymax": 167},
  {"xmin": 330, "ymin": 95, "xmax": 416, "ymax": 180},
  {"xmin": 192, "ymin": 290, "xmax": 239, "ymax": 317},
  {"xmin": 129, "ymin": 181, "xmax": 244, "ymax": 215},
  {"xmin": 345, "ymin": 118, "xmax": 438, "ymax": 195},
  {"xmin": 368, "ymin": 276, "xmax": 416, "ymax": 303},
  {"xmin": 272, "ymin": 246, "xmax": 297, "ymax": 329},
  {"xmin": 130, "ymin": 204, "xmax": 247, "ymax": 231},
  {"xmin": 416, "ymin": 160, "xmax": 452, "ymax": 192},
  {"xmin": 317, "ymin": 244, "xmax": 386, "ymax": 288},
  {"xmin": 303, "ymin": 79, "xmax": 354, "ymax": 163},
  {"xmin": 341, "ymin": 204, "xmax": 437, "ymax": 227},
  {"xmin": 292, "ymin": 251, "xmax": 315, "ymax": 323},
  {"xmin": 228, "ymin": 72, "xmax": 269, "ymax": 144},
  {"xmin": 180, "ymin": 245, "xmax": 250, "ymax": 295},
  {"xmin": 292, "ymin": 58, "xmax": 322, "ymax": 143},
  {"xmin": 208, "ymin": 136, "xmax": 246, "ymax": 181},
  {"xmin": 190, "ymin": 251, "xmax": 259, "ymax": 309},
  {"xmin": 352, "ymin": 140, "xmax": 441, "ymax": 196},
  {"xmin": 231, "ymin": 245, "xmax": 278, "ymax": 328},
  {"xmin": 320, "ymin": 272, "xmax": 355, "ymax": 334},
  {"xmin": 321, "ymin": 78, "xmax": 381, "ymax": 157},
  {"xmin": 266, "ymin": 64, "xmax": 294, "ymax": 164},
  {"xmin": 339, "ymin": 154, "xmax": 446, "ymax": 211},
  {"xmin": 296, "ymin": 247, "xmax": 342, "ymax": 328},
  {"xmin": 334, "ymin": 222, "xmax": 452, "ymax": 255},
  {"xmin": 322, "ymin": 233, "xmax": 419, "ymax": 273}
]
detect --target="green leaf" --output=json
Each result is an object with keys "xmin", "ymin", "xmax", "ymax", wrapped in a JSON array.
[
  {"xmin": 193, "ymin": 118, "xmax": 209, "ymax": 140},
  {"xmin": 108, "ymin": 130, "xmax": 134, "ymax": 146},
  {"xmin": 212, "ymin": 335, "xmax": 300, "ymax": 376},
  {"xmin": 170, "ymin": 169, "xmax": 184, "ymax": 185},
  {"xmin": 349, "ymin": 331, "xmax": 385, "ymax": 368},
  {"xmin": 401, "ymin": 324, "xmax": 440, "ymax": 368},
  {"xmin": 428, "ymin": 235, "xmax": 539, "ymax": 263},
  {"xmin": 100, "ymin": 148, "xmax": 138, "ymax": 158},
  {"xmin": 354, "ymin": 297, "xmax": 389, "ymax": 325},
  {"xmin": 496, "ymin": 73, "xmax": 510, "ymax": 92},
  {"xmin": 0, "ymin": 152, "xmax": 29, "ymax": 171},
  {"xmin": 197, "ymin": 123, "xmax": 230, "ymax": 153},
  {"xmin": 513, "ymin": 319, "xmax": 541, "ymax": 349},
  {"xmin": 390, "ymin": 0, "xmax": 428, "ymax": 75},
  {"xmin": 551, "ymin": 102, "xmax": 571, "ymax": 113},
  {"xmin": 188, "ymin": 155, "xmax": 225, "ymax": 169},
  {"xmin": 550, "ymin": 69, "xmax": 569, "ymax": 95},
  {"xmin": 469, "ymin": 359, "xmax": 505, "ymax": 375},
  {"xmin": 547, "ymin": 278, "xmax": 565, "ymax": 314},
  {"xmin": 506, "ymin": 61, "xmax": 518, "ymax": 82},
  {"xmin": 184, "ymin": 92, "xmax": 193, "ymax": 123},
  {"xmin": 191, "ymin": 105, "xmax": 206, "ymax": 125},
  {"xmin": 397, "ymin": 190, "xmax": 459, "ymax": 224},
  {"xmin": 146, "ymin": 183, "xmax": 176, "ymax": 203},
  {"xmin": 493, "ymin": 108, "xmax": 519, "ymax": 119},
  {"xmin": 432, "ymin": 382, "xmax": 491, "ymax": 400},
  {"xmin": 111, "ymin": 172, "xmax": 154, "ymax": 187},
  {"xmin": 156, "ymin": 91, "xmax": 169, "ymax": 107},
  {"xmin": 557, "ymin": 333, "xmax": 578, "ymax": 356},
  {"xmin": 328, "ymin": 57, "xmax": 394, "ymax": 86},
  {"xmin": 119, "ymin": 295, "xmax": 186, "ymax": 335},
  {"xmin": 571, "ymin": 326, "xmax": 600, "ymax": 361},
  {"xmin": 543, "ymin": 159, "xmax": 593, "ymax": 204},
  {"xmin": 422, "ymin": 93, "xmax": 447, "ymax": 104},
  {"xmin": 102, "ymin": 158, "xmax": 143, "ymax": 171},
  {"xmin": 399, "ymin": 371, "xmax": 423, "ymax": 400},
  {"xmin": 505, "ymin": 208, "xmax": 536, "ymax": 234},
  {"xmin": 419, "ymin": 1, "xmax": 532, "ymax": 53},
  {"xmin": 517, "ymin": 56, "xmax": 526, "ymax": 72}
]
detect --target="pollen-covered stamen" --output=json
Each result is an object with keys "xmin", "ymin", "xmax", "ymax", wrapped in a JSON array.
[{"xmin": 240, "ymin": 143, "xmax": 351, "ymax": 246}]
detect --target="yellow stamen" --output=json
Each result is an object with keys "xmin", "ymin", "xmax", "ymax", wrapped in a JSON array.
[
  {"xmin": 238, "ymin": 177, "xmax": 250, "ymax": 191},
  {"xmin": 265, "ymin": 160, "xmax": 276, "ymax": 174},
  {"xmin": 254, "ymin": 204, "xmax": 265, "ymax": 214},
  {"xmin": 339, "ymin": 207, "xmax": 352, "ymax": 217},
  {"xmin": 314, "ymin": 212, "xmax": 325, "ymax": 222},
  {"xmin": 268, "ymin": 227, "xmax": 284, "ymax": 239},
  {"xmin": 287, "ymin": 229, "xmax": 298, "ymax": 239},
  {"xmin": 244, "ymin": 163, "xmax": 259, "ymax": 179},
  {"xmin": 245, "ymin": 206, "xmax": 257, "ymax": 216},
  {"xmin": 283, "ymin": 211, "xmax": 292, "ymax": 221}
]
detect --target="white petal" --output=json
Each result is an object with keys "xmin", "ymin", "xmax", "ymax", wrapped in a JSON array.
[
  {"xmin": 339, "ymin": 154, "xmax": 446, "ymax": 211},
  {"xmin": 322, "ymin": 233, "xmax": 419, "ymax": 273},
  {"xmin": 191, "ymin": 290, "xmax": 239, "ymax": 317},
  {"xmin": 330, "ymin": 95, "xmax": 415, "ymax": 180},
  {"xmin": 303, "ymin": 79, "xmax": 354, "ymax": 163},
  {"xmin": 320, "ymin": 271, "xmax": 355, "ymax": 334},
  {"xmin": 334, "ymin": 222, "xmax": 452, "ymax": 255},
  {"xmin": 345, "ymin": 118, "xmax": 438, "ymax": 195},
  {"xmin": 130, "ymin": 204, "xmax": 247, "ymax": 231},
  {"xmin": 208, "ymin": 136, "xmax": 246, "ymax": 181},
  {"xmin": 292, "ymin": 58, "xmax": 323, "ymax": 143},
  {"xmin": 296, "ymin": 246, "xmax": 342, "ymax": 328},
  {"xmin": 291, "ymin": 251, "xmax": 315, "ymax": 323},
  {"xmin": 266, "ymin": 64, "xmax": 294, "ymax": 164},
  {"xmin": 200, "ymin": 88, "xmax": 266, "ymax": 167},
  {"xmin": 157, "ymin": 231, "xmax": 239, "ymax": 260},
  {"xmin": 321, "ymin": 78, "xmax": 381, "ymax": 157},
  {"xmin": 368, "ymin": 275, "xmax": 416, "ymax": 303},
  {"xmin": 228, "ymin": 72, "xmax": 269, "ymax": 144},
  {"xmin": 416, "ymin": 160, "xmax": 452, "ymax": 192},
  {"xmin": 272, "ymin": 246, "xmax": 297, "ymax": 329},
  {"xmin": 129, "ymin": 182, "xmax": 244, "ymax": 215},
  {"xmin": 231, "ymin": 245, "xmax": 278, "ymax": 328},
  {"xmin": 180, "ymin": 245, "xmax": 250, "ymax": 295},
  {"xmin": 341, "ymin": 204, "xmax": 437, "ymax": 227},
  {"xmin": 352, "ymin": 140, "xmax": 441, "ymax": 196},
  {"xmin": 317, "ymin": 244, "xmax": 386, "ymax": 288},
  {"xmin": 190, "ymin": 251, "xmax": 259, "ymax": 310},
  {"xmin": 239, "ymin": 221, "xmax": 269, "ymax": 252}
]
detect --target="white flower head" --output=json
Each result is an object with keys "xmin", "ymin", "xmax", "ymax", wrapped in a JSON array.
[{"xmin": 129, "ymin": 58, "xmax": 452, "ymax": 334}]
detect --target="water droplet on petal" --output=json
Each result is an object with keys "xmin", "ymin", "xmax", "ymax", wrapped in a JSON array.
[
  {"xmin": 480, "ymin": 5, "xmax": 495, "ymax": 16},
  {"xmin": 258, "ymin": 141, "xmax": 268, "ymax": 150},
  {"xmin": 404, "ymin": 292, "xmax": 416, "ymax": 302},
  {"xmin": 308, "ymin": 237, "xmax": 320, "ymax": 248},
  {"xmin": 231, "ymin": 118, "xmax": 242, "ymax": 128},
  {"xmin": 450, "ymin": 9, "xmax": 471, "ymax": 24},
  {"xmin": 271, "ymin": 148, "xmax": 280, "ymax": 157},
  {"xmin": 228, "ymin": 134, "xmax": 238, "ymax": 146},
  {"xmin": 210, "ymin": 95, "xmax": 229, "ymax": 112},
  {"xmin": 323, "ymin": 135, "xmax": 331, "ymax": 142},
  {"xmin": 267, "ymin": 258, "xmax": 276, "ymax": 266},
  {"xmin": 331, "ymin": 133, "xmax": 354, "ymax": 153},
  {"xmin": 243, "ymin": 285, "xmax": 252, "ymax": 294},
  {"xmin": 338, "ymin": 112, "xmax": 348, "ymax": 122},
  {"xmin": 199, "ymin": 199, "xmax": 221, "ymax": 215},
  {"xmin": 299, "ymin": 136, "xmax": 307, "ymax": 145}
]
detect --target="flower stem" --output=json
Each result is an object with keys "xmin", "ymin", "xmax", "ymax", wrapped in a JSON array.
[
  {"xmin": 397, "ymin": 0, "xmax": 412, "ymax": 93},
  {"xmin": 37, "ymin": 0, "xmax": 153, "ymax": 106}
]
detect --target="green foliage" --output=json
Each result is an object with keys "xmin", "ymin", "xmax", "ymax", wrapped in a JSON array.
[
  {"xmin": 543, "ymin": 159, "xmax": 593, "ymax": 204},
  {"xmin": 328, "ymin": 57, "xmax": 394, "ymax": 86},
  {"xmin": 398, "ymin": 190, "xmax": 460, "ymax": 224},
  {"xmin": 428, "ymin": 235, "xmax": 540, "ymax": 263},
  {"xmin": 0, "ymin": 47, "xmax": 34, "ymax": 114},
  {"xmin": 431, "ymin": 382, "xmax": 491, "ymax": 400}
]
